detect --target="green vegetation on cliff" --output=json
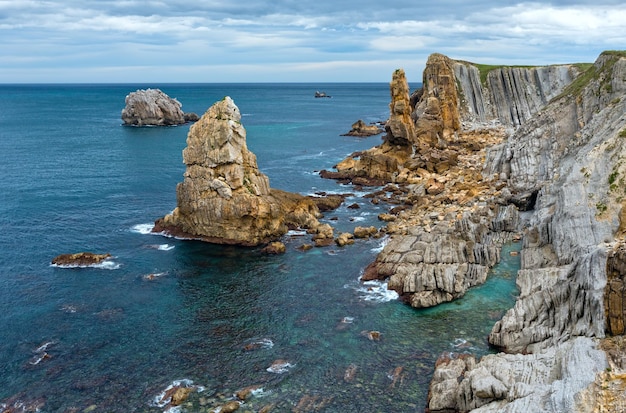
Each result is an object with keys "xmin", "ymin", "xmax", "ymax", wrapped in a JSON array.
[{"xmin": 555, "ymin": 51, "xmax": 626, "ymax": 101}]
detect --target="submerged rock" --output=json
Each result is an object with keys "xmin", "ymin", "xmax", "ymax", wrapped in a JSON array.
[
  {"xmin": 121, "ymin": 88, "xmax": 197, "ymax": 126},
  {"xmin": 154, "ymin": 97, "xmax": 322, "ymax": 246}
]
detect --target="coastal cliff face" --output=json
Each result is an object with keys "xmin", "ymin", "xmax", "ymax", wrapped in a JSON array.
[
  {"xmin": 486, "ymin": 51, "xmax": 626, "ymax": 354},
  {"xmin": 454, "ymin": 60, "xmax": 581, "ymax": 127},
  {"xmin": 154, "ymin": 97, "xmax": 321, "ymax": 246},
  {"xmin": 356, "ymin": 54, "xmax": 577, "ymax": 308},
  {"xmin": 427, "ymin": 51, "xmax": 626, "ymax": 412}
]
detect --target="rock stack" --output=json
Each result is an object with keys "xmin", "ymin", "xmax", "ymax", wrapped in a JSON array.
[
  {"xmin": 121, "ymin": 88, "xmax": 198, "ymax": 126},
  {"xmin": 153, "ymin": 97, "xmax": 322, "ymax": 246}
]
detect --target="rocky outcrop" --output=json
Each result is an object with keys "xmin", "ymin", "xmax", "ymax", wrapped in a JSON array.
[
  {"xmin": 121, "ymin": 88, "xmax": 198, "ymax": 126},
  {"xmin": 428, "ymin": 337, "xmax": 607, "ymax": 412},
  {"xmin": 413, "ymin": 53, "xmax": 461, "ymax": 147},
  {"xmin": 375, "ymin": 204, "xmax": 518, "ymax": 307},
  {"xmin": 427, "ymin": 51, "xmax": 626, "ymax": 412},
  {"xmin": 341, "ymin": 119, "xmax": 383, "ymax": 137},
  {"xmin": 153, "ymin": 97, "xmax": 322, "ymax": 246},
  {"xmin": 51, "ymin": 252, "xmax": 112, "ymax": 267},
  {"xmin": 325, "ymin": 69, "xmax": 415, "ymax": 184}
]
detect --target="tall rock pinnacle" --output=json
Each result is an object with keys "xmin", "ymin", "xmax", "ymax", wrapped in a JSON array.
[{"xmin": 154, "ymin": 97, "xmax": 321, "ymax": 246}]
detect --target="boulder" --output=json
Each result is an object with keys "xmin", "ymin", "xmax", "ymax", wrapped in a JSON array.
[
  {"xmin": 153, "ymin": 97, "xmax": 322, "ymax": 246},
  {"xmin": 353, "ymin": 226, "xmax": 377, "ymax": 238},
  {"xmin": 121, "ymin": 88, "xmax": 197, "ymax": 126},
  {"xmin": 335, "ymin": 232, "xmax": 354, "ymax": 246},
  {"xmin": 341, "ymin": 119, "xmax": 383, "ymax": 137},
  {"xmin": 261, "ymin": 241, "xmax": 286, "ymax": 255}
]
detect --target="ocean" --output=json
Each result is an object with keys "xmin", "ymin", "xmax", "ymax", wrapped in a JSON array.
[{"xmin": 0, "ymin": 83, "xmax": 520, "ymax": 412}]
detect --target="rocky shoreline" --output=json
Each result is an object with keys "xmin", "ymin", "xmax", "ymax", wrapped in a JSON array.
[
  {"xmin": 323, "ymin": 51, "xmax": 626, "ymax": 411},
  {"xmin": 139, "ymin": 51, "xmax": 626, "ymax": 411}
]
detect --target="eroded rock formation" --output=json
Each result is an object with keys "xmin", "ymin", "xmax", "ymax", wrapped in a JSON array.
[
  {"xmin": 153, "ymin": 97, "xmax": 322, "ymax": 246},
  {"xmin": 425, "ymin": 51, "xmax": 626, "ymax": 412},
  {"xmin": 121, "ymin": 88, "xmax": 198, "ymax": 126}
]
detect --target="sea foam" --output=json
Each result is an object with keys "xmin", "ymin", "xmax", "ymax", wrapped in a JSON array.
[
  {"xmin": 370, "ymin": 236, "xmax": 389, "ymax": 253},
  {"xmin": 50, "ymin": 259, "xmax": 121, "ymax": 270},
  {"xmin": 152, "ymin": 379, "xmax": 205, "ymax": 409},
  {"xmin": 131, "ymin": 223, "xmax": 155, "ymax": 234},
  {"xmin": 352, "ymin": 279, "xmax": 399, "ymax": 303}
]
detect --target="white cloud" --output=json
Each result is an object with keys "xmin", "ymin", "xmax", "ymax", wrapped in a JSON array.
[{"xmin": 1, "ymin": 0, "xmax": 625, "ymax": 82}]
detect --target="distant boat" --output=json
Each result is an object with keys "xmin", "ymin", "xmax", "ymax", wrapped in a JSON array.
[{"xmin": 315, "ymin": 91, "xmax": 332, "ymax": 98}]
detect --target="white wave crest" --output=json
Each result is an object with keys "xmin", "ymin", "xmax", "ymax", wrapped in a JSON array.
[
  {"xmin": 286, "ymin": 229, "xmax": 308, "ymax": 237},
  {"xmin": 35, "ymin": 341, "xmax": 55, "ymax": 353},
  {"xmin": 266, "ymin": 360, "xmax": 294, "ymax": 374},
  {"xmin": 158, "ymin": 244, "xmax": 175, "ymax": 251},
  {"xmin": 143, "ymin": 272, "xmax": 167, "ymax": 281},
  {"xmin": 131, "ymin": 223, "xmax": 154, "ymax": 234},
  {"xmin": 251, "ymin": 387, "xmax": 271, "ymax": 397},
  {"xmin": 370, "ymin": 236, "xmax": 389, "ymax": 253},
  {"xmin": 355, "ymin": 280, "xmax": 398, "ymax": 303},
  {"xmin": 152, "ymin": 379, "xmax": 205, "ymax": 409},
  {"xmin": 51, "ymin": 259, "xmax": 121, "ymax": 270}
]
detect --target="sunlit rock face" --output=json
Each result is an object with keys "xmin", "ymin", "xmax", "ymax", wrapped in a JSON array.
[
  {"xmin": 121, "ymin": 88, "xmax": 190, "ymax": 126},
  {"xmin": 154, "ymin": 97, "xmax": 321, "ymax": 246}
]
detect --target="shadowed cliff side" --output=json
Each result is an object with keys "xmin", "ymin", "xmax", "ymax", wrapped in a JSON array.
[{"xmin": 153, "ymin": 97, "xmax": 322, "ymax": 246}]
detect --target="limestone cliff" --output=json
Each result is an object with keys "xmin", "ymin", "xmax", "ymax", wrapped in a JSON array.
[
  {"xmin": 427, "ymin": 51, "xmax": 626, "ymax": 412},
  {"xmin": 154, "ymin": 97, "xmax": 321, "ymax": 246},
  {"xmin": 454, "ymin": 59, "xmax": 581, "ymax": 127},
  {"xmin": 356, "ymin": 54, "xmax": 570, "ymax": 307},
  {"xmin": 486, "ymin": 51, "xmax": 626, "ymax": 354}
]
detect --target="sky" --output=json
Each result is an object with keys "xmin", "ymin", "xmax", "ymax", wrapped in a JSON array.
[{"xmin": 1, "ymin": 0, "xmax": 625, "ymax": 83}]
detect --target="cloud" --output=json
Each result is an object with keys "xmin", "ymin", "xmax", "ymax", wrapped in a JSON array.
[{"xmin": 1, "ymin": 1, "xmax": 625, "ymax": 82}]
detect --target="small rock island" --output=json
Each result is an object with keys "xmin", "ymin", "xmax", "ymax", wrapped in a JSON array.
[
  {"xmin": 121, "ymin": 88, "xmax": 198, "ymax": 126},
  {"xmin": 153, "ymin": 96, "xmax": 324, "ymax": 246}
]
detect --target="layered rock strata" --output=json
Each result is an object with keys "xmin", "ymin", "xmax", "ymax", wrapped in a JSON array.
[
  {"xmin": 154, "ymin": 97, "xmax": 322, "ymax": 246},
  {"xmin": 121, "ymin": 88, "xmax": 198, "ymax": 126},
  {"xmin": 427, "ymin": 51, "xmax": 626, "ymax": 412}
]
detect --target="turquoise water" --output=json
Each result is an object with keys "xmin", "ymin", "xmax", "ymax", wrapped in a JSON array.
[{"xmin": 0, "ymin": 84, "xmax": 520, "ymax": 412}]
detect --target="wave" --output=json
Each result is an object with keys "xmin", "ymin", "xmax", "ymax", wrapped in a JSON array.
[
  {"xmin": 34, "ymin": 341, "xmax": 55, "ymax": 353},
  {"xmin": 352, "ymin": 278, "xmax": 398, "ymax": 303},
  {"xmin": 152, "ymin": 379, "xmax": 205, "ymax": 409},
  {"xmin": 266, "ymin": 360, "xmax": 294, "ymax": 374},
  {"xmin": 143, "ymin": 272, "xmax": 167, "ymax": 281},
  {"xmin": 370, "ymin": 236, "xmax": 389, "ymax": 253},
  {"xmin": 286, "ymin": 229, "xmax": 308, "ymax": 237},
  {"xmin": 243, "ymin": 338, "xmax": 274, "ymax": 351},
  {"xmin": 157, "ymin": 244, "xmax": 175, "ymax": 251},
  {"xmin": 131, "ymin": 223, "xmax": 155, "ymax": 234},
  {"xmin": 28, "ymin": 353, "xmax": 50, "ymax": 366}
]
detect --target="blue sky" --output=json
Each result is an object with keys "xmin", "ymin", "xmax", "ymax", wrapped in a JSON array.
[{"xmin": 1, "ymin": 1, "xmax": 625, "ymax": 83}]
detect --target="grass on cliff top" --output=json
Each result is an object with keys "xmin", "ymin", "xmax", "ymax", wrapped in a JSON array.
[
  {"xmin": 553, "ymin": 51, "xmax": 626, "ymax": 101},
  {"xmin": 460, "ymin": 61, "xmax": 580, "ymax": 86}
]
